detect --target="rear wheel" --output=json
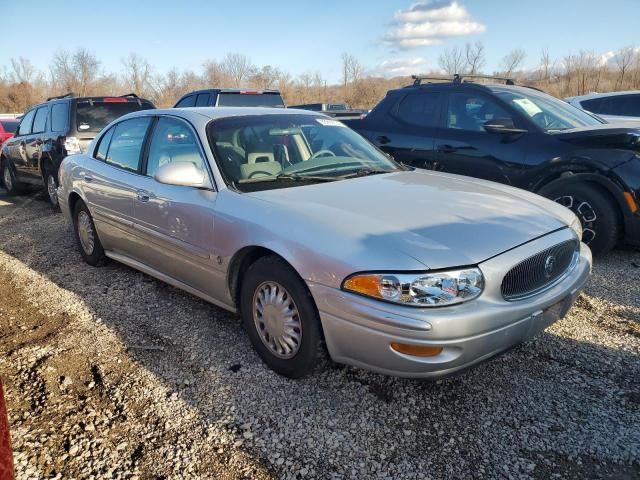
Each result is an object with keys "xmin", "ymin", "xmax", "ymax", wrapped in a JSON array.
[
  {"xmin": 73, "ymin": 200, "xmax": 105, "ymax": 266},
  {"xmin": 45, "ymin": 169, "xmax": 60, "ymax": 210},
  {"xmin": 240, "ymin": 256, "xmax": 324, "ymax": 378},
  {"xmin": 1, "ymin": 160, "xmax": 21, "ymax": 196},
  {"xmin": 540, "ymin": 182, "xmax": 620, "ymax": 255}
]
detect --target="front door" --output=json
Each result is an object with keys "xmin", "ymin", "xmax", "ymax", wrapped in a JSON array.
[
  {"xmin": 132, "ymin": 116, "xmax": 221, "ymax": 297},
  {"xmin": 7, "ymin": 108, "xmax": 36, "ymax": 183},
  {"xmin": 24, "ymin": 106, "xmax": 49, "ymax": 182},
  {"xmin": 435, "ymin": 91, "xmax": 528, "ymax": 185}
]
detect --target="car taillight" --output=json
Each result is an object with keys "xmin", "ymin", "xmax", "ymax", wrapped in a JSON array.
[
  {"xmin": 103, "ymin": 98, "xmax": 128, "ymax": 102},
  {"xmin": 64, "ymin": 137, "xmax": 81, "ymax": 155},
  {"xmin": 239, "ymin": 90, "xmax": 262, "ymax": 95}
]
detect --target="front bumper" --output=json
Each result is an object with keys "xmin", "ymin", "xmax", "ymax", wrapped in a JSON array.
[{"xmin": 310, "ymin": 229, "xmax": 592, "ymax": 378}]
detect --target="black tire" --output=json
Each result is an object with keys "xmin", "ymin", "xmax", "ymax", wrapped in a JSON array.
[
  {"xmin": 73, "ymin": 200, "xmax": 106, "ymax": 266},
  {"xmin": 44, "ymin": 168, "xmax": 60, "ymax": 210},
  {"xmin": 1, "ymin": 159, "xmax": 21, "ymax": 196},
  {"xmin": 240, "ymin": 255, "xmax": 324, "ymax": 378},
  {"xmin": 539, "ymin": 182, "xmax": 620, "ymax": 255}
]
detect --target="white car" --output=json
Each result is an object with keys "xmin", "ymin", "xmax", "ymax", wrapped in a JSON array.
[{"xmin": 565, "ymin": 91, "xmax": 640, "ymax": 125}]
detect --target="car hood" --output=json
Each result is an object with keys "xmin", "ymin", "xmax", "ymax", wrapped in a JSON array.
[
  {"xmin": 245, "ymin": 170, "xmax": 571, "ymax": 269},
  {"xmin": 551, "ymin": 124, "xmax": 640, "ymax": 152}
]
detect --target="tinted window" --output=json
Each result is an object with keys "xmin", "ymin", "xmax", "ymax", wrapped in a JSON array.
[
  {"xmin": 32, "ymin": 106, "xmax": 49, "ymax": 134},
  {"xmin": 95, "ymin": 126, "xmax": 115, "ymax": 161},
  {"xmin": 590, "ymin": 95, "xmax": 640, "ymax": 117},
  {"xmin": 104, "ymin": 117, "xmax": 152, "ymax": 172},
  {"xmin": 17, "ymin": 109, "xmax": 36, "ymax": 135},
  {"xmin": 195, "ymin": 93, "xmax": 211, "ymax": 107},
  {"xmin": 0, "ymin": 120, "xmax": 19, "ymax": 133},
  {"xmin": 146, "ymin": 117, "xmax": 205, "ymax": 177},
  {"xmin": 394, "ymin": 92, "xmax": 440, "ymax": 127},
  {"xmin": 175, "ymin": 95, "xmax": 196, "ymax": 108},
  {"xmin": 51, "ymin": 103, "xmax": 70, "ymax": 132},
  {"xmin": 447, "ymin": 93, "xmax": 513, "ymax": 131},
  {"xmin": 580, "ymin": 97, "xmax": 608, "ymax": 115},
  {"xmin": 217, "ymin": 93, "xmax": 284, "ymax": 107},
  {"xmin": 75, "ymin": 101, "xmax": 154, "ymax": 133}
]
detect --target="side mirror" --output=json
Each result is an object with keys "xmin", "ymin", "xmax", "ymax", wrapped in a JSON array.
[
  {"xmin": 153, "ymin": 162, "xmax": 210, "ymax": 188},
  {"xmin": 483, "ymin": 118, "xmax": 527, "ymax": 134}
]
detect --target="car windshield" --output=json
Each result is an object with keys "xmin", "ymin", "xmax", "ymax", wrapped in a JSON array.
[
  {"xmin": 217, "ymin": 93, "xmax": 285, "ymax": 108},
  {"xmin": 75, "ymin": 101, "xmax": 154, "ymax": 133},
  {"xmin": 494, "ymin": 89, "xmax": 604, "ymax": 131},
  {"xmin": 207, "ymin": 114, "xmax": 399, "ymax": 190}
]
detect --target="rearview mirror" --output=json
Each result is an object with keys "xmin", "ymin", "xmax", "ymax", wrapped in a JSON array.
[
  {"xmin": 483, "ymin": 118, "xmax": 527, "ymax": 134},
  {"xmin": 153, "ymin": 162, "xmax": 210, "ymax": 188}
]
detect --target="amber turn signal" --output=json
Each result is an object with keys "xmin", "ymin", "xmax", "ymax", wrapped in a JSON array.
[
  {"xmin": 624, "ymin": 192, "xmax": 638, "ymax": 214},
  {"xmin": 343, "ymin": 275, "xmax": 381, "ymax": 298},
  {"xmin": 390, "ymin": 342, "xmax": 443, "ymax": 357}
]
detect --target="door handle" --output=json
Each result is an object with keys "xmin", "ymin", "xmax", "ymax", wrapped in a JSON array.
[
  {"xmin": 136, "ymin": 190, "xmax": 150, "ymax": 202},
  {"xmin": 84, "ymin": 175, "xmax": 93, "ymax": 183},
  {"xmin": 437, "ymin": 144, "xmax": 456, "ymax": 153},
  {"xmin": 376, "ymin": 135, "xmax": 391, "ymax": 145}
]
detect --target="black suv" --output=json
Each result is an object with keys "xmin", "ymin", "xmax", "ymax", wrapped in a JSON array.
[
  {"xmin": 0, "ymin": 93, "xmax": 155, "ymax": 207},
  {"xmin": 344, "ymin": 75, "xmax": 640, "ymax": 255},
  {"xmin": 174, "ymin": 88, "xmax": 285, "ymax": 108}
]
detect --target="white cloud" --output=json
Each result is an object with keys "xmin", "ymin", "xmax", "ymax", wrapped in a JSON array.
[
  {"xmin": 385, "ymin": 1, "xmax": 486, "ymax": 50},
  {"xmin": 369, "ymin": 57, "xmax": 428, "ymax": 77}
]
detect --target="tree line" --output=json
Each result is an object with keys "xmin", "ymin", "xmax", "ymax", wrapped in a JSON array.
[{"xmin": 1, "ymin": 45, "xmax": 639, "ymax": 113}]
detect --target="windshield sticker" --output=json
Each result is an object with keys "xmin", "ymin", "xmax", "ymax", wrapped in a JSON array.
[
  {"xmin": 512, "ymin": 98, "xmax": 542, "ymax": 117},
  {"xmin": 316, "ymin": 118, "xmax": 346, "ymax": 127}
]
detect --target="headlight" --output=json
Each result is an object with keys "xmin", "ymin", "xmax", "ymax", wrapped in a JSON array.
[
  {"xmin": 570, "ymin": 216, "xmax": 583, "ymax": 241},
  {"xmin": 342, "ymin": 268, "xmax": 484, "ymax": 307}
]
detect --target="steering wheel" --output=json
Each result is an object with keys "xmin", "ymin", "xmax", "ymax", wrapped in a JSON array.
[
  {"xmin": 532, "ymin": 112, "xmax": 563, "ymax": 130},
  {"xmin": 311, "ymin": 150, "xmax": 336, "ymax": 159},
  {"xmin": 248, "ymin": 171, "xmax": 274, "ymax": 179}
]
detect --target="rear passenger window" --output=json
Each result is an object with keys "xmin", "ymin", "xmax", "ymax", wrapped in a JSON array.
[
  {"xmin": 394, "ymin": 92, "xmax": 440, "ymax": 127},
  {"xmin": 32, "ymin": 106, "xmax": 49, "ymax": 134},
  {"xmin": 104, "ymin": 117, "xmax": 152, "ymax": 172},
  {"xmin": 145, "ymin": 117, "xmax": 204, "ymax": 177},
  {"xmin": 95, "ymin": 126, "xmax": 115, "ymax": 161},
  {"xmin": 51, "ymin": 103, "xmax": 69, "ymax": 132},
  {"xmin": 195, "ymin": 93, "xmax": 211, "ymax": 107},
  {"xmin": 176, "ymin": 95, "xmax": 196, "ymax": 108}
]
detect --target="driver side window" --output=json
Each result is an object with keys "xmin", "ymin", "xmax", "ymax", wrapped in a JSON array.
[
  {"xmin": 447, "ymin": 93, "xmax": 513, "ymax": 132},
  {"xmin": 146, "ymin": 117, "xmax": 205, "ymax": 178}
]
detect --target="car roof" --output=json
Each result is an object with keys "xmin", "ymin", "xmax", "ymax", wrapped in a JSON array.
[
  {"xmin": 391, "ymin": 82, "xmax": 544, "ymax": 96},
  {"xmin": 179, "ymin": 88, "xmax": 281, "ymax": 96},
  {"xmin": 122, "ymin": 106, "xmax": 321, "ymax": 124},
  {"xmin": 566, "ymin": 90, "xmax": 640, "ymax": 102}
]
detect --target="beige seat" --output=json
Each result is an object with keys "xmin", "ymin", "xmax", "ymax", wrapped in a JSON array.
[
  {"xmin": 247, "ymin": 152, "xmax": 275, "ymax": 164},
  {"xmin": 240, "ymin": 161, "xmax": 282, "ymax": 179}
]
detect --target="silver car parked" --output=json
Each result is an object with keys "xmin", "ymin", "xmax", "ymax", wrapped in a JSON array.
[{"xmin": 58, "ymin": 107, "xmax": 592, "ymax": 379}]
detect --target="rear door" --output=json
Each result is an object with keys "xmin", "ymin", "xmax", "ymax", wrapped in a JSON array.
[
  {"xmin": 132, "ymin": 115, "xmax": 220, "ymax": 296},
  {"xmin": 434, "ymin": 90, "xmax": 528, "ymax": 184},
  {"xmin": 81, "ymin": 116, "xmax": 153, "ymax": 254},
  {"xmin": 24, "ymin": 105, "xmax": 49, "ymax": 181}
]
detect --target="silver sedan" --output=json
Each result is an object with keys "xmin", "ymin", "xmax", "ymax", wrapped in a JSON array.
[{"xmin": 58, "ymin": 107, "xmax": 592, "ymax": 378}]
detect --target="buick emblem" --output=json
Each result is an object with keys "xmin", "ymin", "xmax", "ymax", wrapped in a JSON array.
[{"xmin": 544, "ymin": 254, "xmax": 556, "ymax": 278}]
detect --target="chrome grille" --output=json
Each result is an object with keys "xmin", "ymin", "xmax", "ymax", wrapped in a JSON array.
[{"xmin": 501, "ymin": 240, "xmax": 579, "ymax": 301}]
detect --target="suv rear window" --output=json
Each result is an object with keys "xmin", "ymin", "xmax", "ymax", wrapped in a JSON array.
[
  {"xmin": 75, "ymin": 100, "xmax": 154, "ymax": 133},
  {"xmin": 217, "ymin": 93, "xmax": 284, "ymax": 108}
]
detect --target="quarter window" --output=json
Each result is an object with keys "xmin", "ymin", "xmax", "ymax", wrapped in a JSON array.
[
  {"xmin": 583, "ymin": 95, "xmax": 640, "ymax": 117},
  {"xmin": 195, "ymin": 93, "xmax": 211, "ymax": 107},
  {"xmin": 95, "ymin": 126, "xmax": 115, "ymax": 161},
  {"xmin": 104, "ymin": 117, "xmax": 152, "ymax": 172},
  {"xmin": 394, "ymin": 92, "xmax": 440, "ymax": 127},
  {"xmin": 175, "ymin": 95, "xmax": 196, "ymax": 108},
  {"xmin": 32, "ymin": 106, "xmax": 49, "ymax": 134},
  {"xmin": 146, "ymin": 117, "xmax": 205, "ymax": 177},
  {"xmin": 51, "ymin": 103, "xmax": 69, "ymax": 132},
  {"xmin": 447, "ymin": 93, "xmax": 513, "ymax": 131},
  {"xmin": 17, "ymin": 109, "xmax": 36, "ymax": 136}
]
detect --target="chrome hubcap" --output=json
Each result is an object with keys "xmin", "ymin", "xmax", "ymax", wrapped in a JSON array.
[
  {"xmin": 554, "ymin": 195, "xmax": 597, "ymax": 244},
  {"xmin": 3, "ymin": 168, "xmax": 12, "ymax": 191},
  {"xmin": 253, "ymin": 281, "xmax": 302, "ymax": 359},
  {"xmin": 77, "ymin": 211, "xmax": 95, "ymax": 255},
  {"xmin": 47, "ymin": 174, "xmax": 58, "ymax": 205}
]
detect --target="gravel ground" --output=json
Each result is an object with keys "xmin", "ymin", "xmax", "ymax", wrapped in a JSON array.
[{"xmin": 0, "ymin": 188, "xmax": 638, "ymax": 480}]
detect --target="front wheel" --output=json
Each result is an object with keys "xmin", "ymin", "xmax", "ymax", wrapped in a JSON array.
[
  {"xmin": 73, "ymin": 200, "xmax": 106, "ymax": 266},
  {"xmin": 240, "ymin": 256, "xmax": 324, "ymax": 378},
  {"xmin": 540, "ymin": 182, "xmax": 620, "ymax": 255}
]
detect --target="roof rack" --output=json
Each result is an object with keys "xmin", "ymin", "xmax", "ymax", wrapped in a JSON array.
[
  {"xmin": 46, "ymin": 92, "xmax": 75, "ymax": 101},
  {"xmin": 412, "ymin": 74, "xmax": 516, "ymax": 86}
]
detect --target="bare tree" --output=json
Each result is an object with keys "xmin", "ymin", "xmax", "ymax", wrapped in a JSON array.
[
  {"xmin": 50, "ymin": 49, "xmax": 101, "ymax": 96},
  {"xmin": 220, "ymin": 53, "xmax": 254, "ymax": 87},
  {"xmin": 438, "ymin": 46, "xmax": 465, "ymax": 75},
  {"xmin": 464, "ymin": 42, "xmax": 485, "ymax": 74},
  {"xmin": 10, "ymin": 57, "xmax": 37, "ymax": 83},
  {"xmin": 501, "ymin": 49, "xmax": 526, "ymax": 77},
  {"xmin": 540, "ymin": 49, "xmax": 552, "ymax": 81},
  {"xmin": 341, "ymin": 53, "xmax": 363, "ymax": 87},
  {"xmin": 121, "ymin": 53, "xmax": 155, "ymax": 97},
  {"xmin": 614, "ymin": 46, "xmax": 635, "ymax": 89}
]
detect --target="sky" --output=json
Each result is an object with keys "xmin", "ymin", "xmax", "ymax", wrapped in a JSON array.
[{"xmin": 1, "ymin": 0, "xmax": 639, "ymax": 83}]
